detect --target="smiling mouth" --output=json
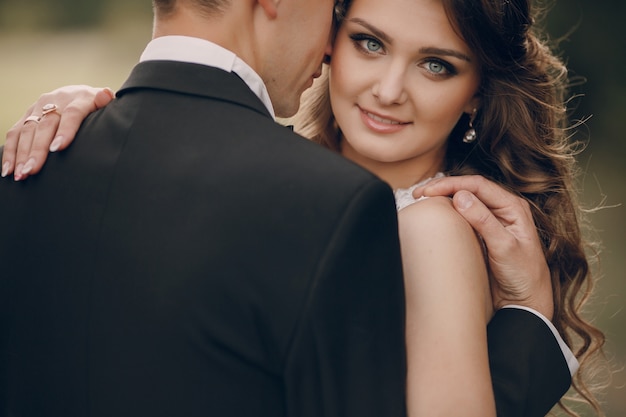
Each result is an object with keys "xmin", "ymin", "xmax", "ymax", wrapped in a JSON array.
[
  {"xmin": 364, "ymin": 111, "xmax": 405, "ymax": 125},
  {"xmin": 359, "ymin": 107, "xmax": 411, "ymax": 133}
]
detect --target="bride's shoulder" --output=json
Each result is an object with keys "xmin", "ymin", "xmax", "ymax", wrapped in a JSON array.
[
  {"xmin": 397, "ymin": 196, "xmax": 475, "ymax": 244},
  {"xmin": 398, "ymin": 195, "xmax": 457, "ymax": 225}
]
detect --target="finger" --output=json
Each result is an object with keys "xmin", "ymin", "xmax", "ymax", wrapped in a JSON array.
[
  {"xmin": 451, "ymin": 190, "xmax": 516, "ymax": 250},
  {"xmin": 2, "ymin": 123, "xmax": 21, "ymax": 178},
  {"xmin": 49, "ymin": 87, "xmax": 113, "ymax": 153},
  {"xmin": 2, "ymin": 103, "xmax": 37, "ymax": 177},
  {"xmin": 15, "ymin": 102, "xmax": 62, "ymax": 179},
  {"xmin": 13, "ymin": 118, "xmax": 40, "ymax": 181},
  {"xmin": 415, "ymin": 176, "xmax": 537, "ymax": 236},
  {"xmin": 49, "ymin": 96, "xmax": 101, "ymax": 153},
  {"xmin": 94, "ymin": 87, "xmax": 115, "ymax": 109},
  {"xmin": 5, "ymin": 86, "xmax": 111, "ymax": 179},
  {"xmin": 20, "ymin": 111, "xmax": 62, "ymax": 178},
  {"xmin": 415, "ymin": 175, "xmax": 518, "ymax": 211},
  {"xmin": 458, "ymin": 188, "xmax": 553, "ymax": 316}
]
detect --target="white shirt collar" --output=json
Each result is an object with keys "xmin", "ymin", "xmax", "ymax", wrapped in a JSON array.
[{"xmin": 139, "ymin": 35, "xmax": 275, "ymax": 119}]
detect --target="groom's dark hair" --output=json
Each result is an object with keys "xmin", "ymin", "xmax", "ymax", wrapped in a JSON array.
[{"xmin": 153, "ymin": 0, "xmax": 230, "ymax": 18}]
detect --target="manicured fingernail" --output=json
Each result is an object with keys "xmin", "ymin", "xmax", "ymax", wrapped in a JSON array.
[
  {"xmin": 14, "ymin": 164, "xmax": 23, "ymax": 181},
  {"xmin": 1, "ymin": 162, "xmax": 9, "ymax": 178},
  {"xmin": 50, "ymin": 135, "xmax": 63, "ymax": 152},
  {"xmin": 21, "ymin": 159, "xmax": 34, "ymax": 175},
  {"xmin": 456, "ymin": 191, "xmax": 475, "ymax": 210}
]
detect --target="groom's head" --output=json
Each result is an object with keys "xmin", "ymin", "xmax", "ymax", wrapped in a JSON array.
[{"xmin": 151, "ymin": 0, "xmax": 335, "ymax": 117}]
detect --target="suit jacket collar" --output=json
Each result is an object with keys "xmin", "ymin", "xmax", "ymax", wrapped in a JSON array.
[{"xmin": 117, "ymin": 60, "xmax": 273, "ymax": 120}]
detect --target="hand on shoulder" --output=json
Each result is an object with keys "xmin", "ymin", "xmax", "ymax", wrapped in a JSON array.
[
  {"xmin": 3, "ymin": 85, "xmax": 114, "ymax": 180},
  {"xmin": 412, "ymin": 175, "xmax": 554, "ymax": 320}
]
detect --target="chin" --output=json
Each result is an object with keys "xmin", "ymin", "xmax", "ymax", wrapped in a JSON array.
[{"xmin": 355, "ymin": 147, "xmax": 404, "ymax": 164}]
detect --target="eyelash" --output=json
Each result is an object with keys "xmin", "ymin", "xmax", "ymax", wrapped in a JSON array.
[
  {"xmin": 349, "ymin": 33, "xmax": 385, "ymax": 56},
  {"xmin": 347, "ymin": 32, "xmax": 458, "ymax": 78},
  {"xmin": 422, "ymin": 59, "xmax": 457, "ymax": 78}
]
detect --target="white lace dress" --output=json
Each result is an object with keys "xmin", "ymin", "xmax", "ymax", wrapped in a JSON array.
[{"xmin": 393, "ymin": 172, "xmax": 445, "ymax": 212}]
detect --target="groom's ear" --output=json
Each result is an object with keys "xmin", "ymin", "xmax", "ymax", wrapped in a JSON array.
[{"xmin": 257, "ymin": 0, "xmax": 279, "ymax": 19}]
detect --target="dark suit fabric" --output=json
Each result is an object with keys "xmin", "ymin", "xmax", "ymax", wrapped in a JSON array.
[
  {"xmin": 488, "ymin": 308, "xmax": 572, "ymax": 417},
  {"xmin": 0, "ymin": 61, "xmax": 407, "ymax": 417}
]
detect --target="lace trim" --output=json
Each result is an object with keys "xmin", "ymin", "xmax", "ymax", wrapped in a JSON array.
[{"xmin": 393, "ymin": 172, "xmax": 445, "ymax": 212}]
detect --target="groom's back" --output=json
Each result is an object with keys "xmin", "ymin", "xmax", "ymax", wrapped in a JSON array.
[{"xmin": 0, "ymin": 63, "xmax": 406, "ymax": 417}]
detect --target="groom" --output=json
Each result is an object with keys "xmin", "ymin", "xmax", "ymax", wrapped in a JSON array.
[
  {"xmin": 1, "ymin": 1, "xmax": 572, "ymax": 416},
  {"xmin": 0, "ymin": 2, "xmax": 404, "ymax": 416}
]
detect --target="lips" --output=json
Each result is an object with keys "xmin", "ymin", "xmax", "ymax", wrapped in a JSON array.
[
  {"xmin": 365, "ymin": 111, "xmax": 403, "ymax": 125},
  {"xmin": 359, "ymin": 107, "xmax": 411, "ymax": 133}
]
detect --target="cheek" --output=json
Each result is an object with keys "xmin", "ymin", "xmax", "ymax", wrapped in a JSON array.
[
  {"xmin": 328, "ymin": 71, "xmax": 343, "ymax": 120},
  {"xmin": 329, "ymin": 62, "xmax": 348, "ymax": 103},
  {"xmin": 424, "ymin": 109, "xmax": 463, "ymax": 139},
  {"xmin": 330, "ymin": 53, "xmax": 363, "ymax": 100},
  {"xmin": 416, "ymin": 85, "xmax": 477, "ymax": 128}
]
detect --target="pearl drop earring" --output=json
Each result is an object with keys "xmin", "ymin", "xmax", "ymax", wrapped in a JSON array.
[{"xmin": 463, "ymin": 108, "xmax": 478, "ymax": 144}]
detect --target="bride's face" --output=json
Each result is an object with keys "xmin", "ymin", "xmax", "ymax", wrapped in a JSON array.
[{"xmin": 329, "ymin": 0, "xmax": 481, "ymax": 186}]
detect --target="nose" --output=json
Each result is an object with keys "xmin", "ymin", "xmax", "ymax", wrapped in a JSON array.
[{"xmin": 372, "ymin": 62, "xmax": 408, "ymax": 106}]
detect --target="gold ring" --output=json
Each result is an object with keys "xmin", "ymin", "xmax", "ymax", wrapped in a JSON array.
[
  {"xmin": 41, "ymin": 103, "xmax": 59, "ymax": 117},
  {"xmin": 23, "ymin": 115, "xmax": 41, "ymax": 125}
]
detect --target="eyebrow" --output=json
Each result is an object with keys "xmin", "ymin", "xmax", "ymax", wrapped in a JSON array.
[
  {"xmin": 419, "ymin": 47, "xmax": 472, "ymax": 62},
  {"xmin": 347, "ymin": 18, "xmax": 472, "ymax": 62},
  {"xmin": 348, "ymin": 18, "xmax": 392, "ymax": 44}
]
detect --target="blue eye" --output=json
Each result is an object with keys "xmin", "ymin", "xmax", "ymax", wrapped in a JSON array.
[
  {"xmin": 365, "ymin": 39, "xmax": 382, "ymax": 52},
  {"xmin": 427, "ymin": 61, "xmax": 446, "ymax": 74},
  {"xmin": 422, "ymin": 59, "xmax": 456, "ymax": 78},
  {"xmin": 349, "ymin": 33, "xmax": 385, "ymax": 55}
]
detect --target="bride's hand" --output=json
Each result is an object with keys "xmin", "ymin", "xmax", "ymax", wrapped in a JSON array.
[{"xmin": 2, "ymin": 85, "xmax": 115, "ymax": 181}]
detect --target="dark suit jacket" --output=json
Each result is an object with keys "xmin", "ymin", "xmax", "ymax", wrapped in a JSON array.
[
  {"xmin": 0, "ymin": 60, "xmax": 571, "ymax": 417},
  {"xmin": 488, "ymin": 308, "xmax": 572, "ymax": 416},
  {"xmin": 0, "ymin": 61, "xmax": 406, "ymax": 417}
]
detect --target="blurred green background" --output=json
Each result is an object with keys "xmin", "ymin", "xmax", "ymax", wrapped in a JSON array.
[{"xmin": 0, "ymin": 1, "xmax": 624, "ymax": 415}]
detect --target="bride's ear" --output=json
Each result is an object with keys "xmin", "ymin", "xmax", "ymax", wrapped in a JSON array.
[{"xmin": 464, "ymin": 96, "xmax": 481, "ymax": 115}]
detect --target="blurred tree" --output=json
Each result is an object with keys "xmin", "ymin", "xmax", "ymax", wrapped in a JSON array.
[
  {"xmin": 0, "ymin": 0, "xmax": 106, "ymax": 29},
  {"xmin": 546, "ymin": 1, "xmax": 626, "ymax": 157},
  {"xmin": 51, "ymin": 0, "xmax": 106, "ymax": 28}
]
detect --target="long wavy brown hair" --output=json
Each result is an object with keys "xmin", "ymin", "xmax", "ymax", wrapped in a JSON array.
[{"xmin": 294, "ymin": 0, "xmax": 607, "ymax": 415}]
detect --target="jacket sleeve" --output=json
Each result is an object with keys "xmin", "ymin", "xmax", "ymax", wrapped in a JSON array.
[
  {"xmin": 488, "ymin": 308, "xmax": 572, "ymax": 417},
  {"xmin": 283, "ymin": 179, "xmax": 407, "ymax": 417}
]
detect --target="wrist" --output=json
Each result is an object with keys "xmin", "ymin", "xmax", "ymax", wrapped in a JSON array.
[
  {"xmin": 495, "ymin": 297, "xmax": 553, "ymax": 321},
  {"xmin": 492, "ymin": 261, "xmax": 554, "ymax": 321},
  {"xmin": 493, "ymin": 280, "xmax": 554, "ymax": 321}
]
